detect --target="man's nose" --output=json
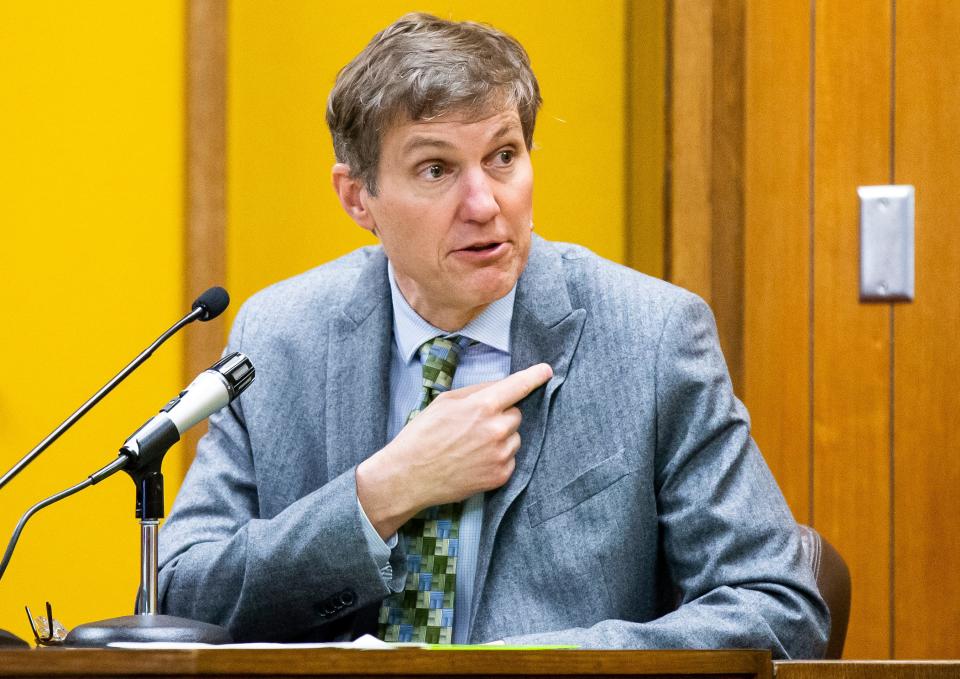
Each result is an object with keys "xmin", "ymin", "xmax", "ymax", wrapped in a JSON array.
[{"xmin": 457, "ymin": 169, "xmax": 501, "ymax": 224}]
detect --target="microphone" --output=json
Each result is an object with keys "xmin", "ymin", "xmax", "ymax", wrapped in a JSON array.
[
  {"xmin": 0, "ymin": 351, "xmax": 252, "ymax": 647},
  {"xmin": 192, "ymin": 286, "xmax": 230, "ymax": 321},
  {"xmin": 118, "ymin": 352, "xmax": 255, "ymax": 469},
  {"xmin": 0, "ymin": 353, "xmax": 256, "ymax": 583},
  {"xmin": 0, "ymin": 286, "xmax": 231, "ymax": 492}
]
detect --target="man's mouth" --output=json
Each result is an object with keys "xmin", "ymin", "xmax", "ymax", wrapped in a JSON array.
[{"xmin": 462, "ymin": 241, "xmax": 502, "ymax": 252}]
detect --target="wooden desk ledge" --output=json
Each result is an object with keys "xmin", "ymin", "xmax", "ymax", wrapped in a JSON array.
[
  {"xmin": 0, "ymin": 648, "xmax": 771, "ymax": 679},
  {"xmin": 775, "ymin": 660, "xmax": 960, "ymax": 679}
]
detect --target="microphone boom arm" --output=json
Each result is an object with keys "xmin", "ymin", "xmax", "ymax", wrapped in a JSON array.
[
  {"xmin": 0, "ymin": 285, "xmax": 229, "ymax": 492},
  {"xmin": 0, "ymin": 309, "xmax": 201, "ymax": 492}
]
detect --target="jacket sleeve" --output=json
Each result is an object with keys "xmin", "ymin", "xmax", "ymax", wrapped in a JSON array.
[
  {"xmin": 156, "ymin": 304, "xmax": 404, "ymax": 641},
  {"xmin": 503, "ymin": 293, "xmax": 830, "ymax": 658}
]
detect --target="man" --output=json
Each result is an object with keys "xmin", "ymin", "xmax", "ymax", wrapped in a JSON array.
[{"xmin": 158, "ymin": 13, "xmax": 829, "ymax": 657}]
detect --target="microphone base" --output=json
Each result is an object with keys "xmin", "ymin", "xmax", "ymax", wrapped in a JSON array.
[
  {"xmin": 63, "ymin": 614, "xmax": 232, "ymax": 647},
  {"xmin": 0, "ymin": 629, "xmax": 30, "ymax": 649}
]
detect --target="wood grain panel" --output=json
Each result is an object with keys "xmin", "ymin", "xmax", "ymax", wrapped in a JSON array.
[
  {"xmin": 183, "ymin": 0, "xmax": 228, "ymax": 468},
  {"xmin": 669, "ymin": 0, "xmax": 714, "ymax": 301},
  {"xmin": 0, "ymin": 649, "xmax": 772, "ymax": 678},
  {"xmin": 709, "ymin": 0, "xmax": 745, "ymax": 394},
  {"xmin": 776, "ymin": 661, "xmax": 960, "ymax": 679},
  {"xmin": 625, "ymin": 0, "xmax": 666, "ymax": 280},
  {"xmin": 742, "ymin": 0, "xmax": 811, "ymax": 521},
  {"xmin": 812, "ymin": 0, "xmax": 893, "ymax": 658},
  {"xmin": 668, "ymin": 0, "xmax": 746, "ymax": 392},
  {"xmin": 892, "ymin": 0, "xmax": 960, "ymax": 659}
]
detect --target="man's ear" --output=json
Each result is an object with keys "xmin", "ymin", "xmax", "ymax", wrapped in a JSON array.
[{"xmin": 332, "ymin": 163, "xmax": 377, "ymax": 234}]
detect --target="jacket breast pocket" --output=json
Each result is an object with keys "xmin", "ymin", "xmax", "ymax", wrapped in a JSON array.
[{"xmin": 526, "ymin": 448, "xmax": 633, "ymax": 527}]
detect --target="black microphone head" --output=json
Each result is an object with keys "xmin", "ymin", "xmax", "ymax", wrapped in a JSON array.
[{"xmin": 192, "ymin": 286, "xmax": 230, "ymax": 321}]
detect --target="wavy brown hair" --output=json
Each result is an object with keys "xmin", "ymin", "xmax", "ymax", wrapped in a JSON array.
[{"xmin": 326, "ymin": 13, "xmax": 542, "ymax": 194}]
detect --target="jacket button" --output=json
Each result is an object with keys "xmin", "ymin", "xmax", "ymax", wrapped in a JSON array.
[{"xmin": 339, "ymin": 590, "xmax": 356, "ymax": 606}]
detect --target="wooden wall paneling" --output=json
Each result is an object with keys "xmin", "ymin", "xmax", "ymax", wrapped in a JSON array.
[
  {"xmin": 892, "ymin": 0, "xmax": 960, "ymax": 659},
  {"xmin": 668, "ymin": 0, "xmax": 714, "ymax": 302},
  {"xmin": 742, "ymin": 0, "xmax": 811, "ymax": 521},
  {"xmin": 184, "ymin": 0, "xmax": 228, "ymax": 469},
  {"xmin": 625, "ymin": 0, "xmax": 666, "ymax": 280},
  {"xmin": 708, "ymin": 0, "xmax": 745, "ymax": 394},
  {"xmin": 668, "ymin": 0, "xmax": 745, "ymax": 392},
  {"xmin": 812, "ymin": 0, "xmax": 893, "ymax": 658}
]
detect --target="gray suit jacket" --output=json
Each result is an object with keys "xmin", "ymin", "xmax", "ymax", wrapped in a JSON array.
[{"xmin": 158, "ymin": 236, "xmax": 829, "ymax": 657}]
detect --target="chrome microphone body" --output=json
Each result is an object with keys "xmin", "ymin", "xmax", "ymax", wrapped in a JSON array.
[{"xmin": 121, "ymin": 352, "xmax": 255, "ymax": 465}]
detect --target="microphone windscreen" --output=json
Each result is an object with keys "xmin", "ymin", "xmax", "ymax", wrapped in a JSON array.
[{"xmin": 192, "ymin": 286, "xmax": 230, "ymax": 321}]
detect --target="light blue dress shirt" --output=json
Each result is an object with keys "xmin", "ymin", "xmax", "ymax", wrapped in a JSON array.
[{"xmin": 357, "ymin": 262, "xmax": 514, "ymax": 644}]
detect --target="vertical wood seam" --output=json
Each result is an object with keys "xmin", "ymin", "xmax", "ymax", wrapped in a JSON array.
[
  {"xmin": 888, "ymin": 0, "xmax": 897, "ymax": 659},
  {"xmin": 623, "ymin": 0, "xmax": 634, "ymax": 270},
  {"xmin": 889, "ymin": 308, "xmax": 896, "ymax": 659},
  {"xmin": 808, "ymin": 0, "xmax": 817, "ymax": 529},
  {"xmin": 623, "ymin": 0, "xmax": 667, "ymax": 278},
  {"xmin": 663, "ymin": 1, "xmax": 674, "ymax": 282}
]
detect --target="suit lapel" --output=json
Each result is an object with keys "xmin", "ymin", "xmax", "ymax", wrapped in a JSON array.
[
  {"xmin": 469, "ymin": 237, "xmax": 586, "ymax": 634},
  {"xmin": 324, "ymin": 250, "xmax": 393, "ymax": 478}
]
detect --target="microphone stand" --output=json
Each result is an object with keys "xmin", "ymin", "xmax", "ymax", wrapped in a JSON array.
[
  {"xmin": 0, "ymin": 449, "xmax": 232, "ymax": 647},
  {"xmin": 0, "ymin": 287, "xmax": 227, "ymax": 647},
  {"xmin": 64, "ymin": 458, "xmax": 231, "ymax": 646},
  {"xmin": 62, "ymin": 351, "xmax": 255, "ymax": 646}
]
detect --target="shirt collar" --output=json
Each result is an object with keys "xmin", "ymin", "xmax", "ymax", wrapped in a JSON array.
[{"xmin": 388, "ymin": 261, "xmax": 515, "ymax": 364}]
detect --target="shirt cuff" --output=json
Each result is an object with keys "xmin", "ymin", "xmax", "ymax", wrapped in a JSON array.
[{"xmin": 357, "ymin": 497, "xmax": 400, "ymax": 589}]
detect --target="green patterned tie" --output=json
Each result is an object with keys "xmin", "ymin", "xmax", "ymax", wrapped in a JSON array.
[{"xmin": 377, "ymin": 335, "xmax": 472, "ymax": 644}]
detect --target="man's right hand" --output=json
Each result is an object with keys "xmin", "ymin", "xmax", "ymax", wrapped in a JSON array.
[{"xmin": 355, "ymin": 362, "xmax": 553, "ymax": 539}]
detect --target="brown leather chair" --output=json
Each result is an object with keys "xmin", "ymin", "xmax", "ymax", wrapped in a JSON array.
[{"xmin": 798, "ymin": 524, "xmax": 851, "ymax": 659}]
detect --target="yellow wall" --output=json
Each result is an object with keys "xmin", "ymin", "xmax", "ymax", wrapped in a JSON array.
[
  {"xmin": 0, "ymin": 2, "xmax": 184, "ymax": 639},
  {"xmin": 227, "ymin": 1, "xmax": 628, "ymax": 318}
]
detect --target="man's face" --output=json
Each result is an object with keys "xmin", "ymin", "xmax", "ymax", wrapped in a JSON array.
[{"xmin": 357, "ymin": 108, "xmax": 533, "ymax": 330}]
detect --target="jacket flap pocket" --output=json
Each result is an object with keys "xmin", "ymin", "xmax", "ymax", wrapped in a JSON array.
[{"xmin": 527, "ymin": 448, "xmax": 631, "ymax": 526}]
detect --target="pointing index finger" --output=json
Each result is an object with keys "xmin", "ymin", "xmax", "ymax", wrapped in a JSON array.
[{"xmin": 479, "ymin": 363, "xmax": 554, "ymax": 409}]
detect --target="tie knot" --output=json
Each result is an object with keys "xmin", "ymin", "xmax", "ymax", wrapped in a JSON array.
[
  {"xmin": 418, "ymin": 335, "xmax": 471, "ymax": 393},
  {"xmin": 405, "ymin": 335, "xmax": 474, "ymax": 424}
]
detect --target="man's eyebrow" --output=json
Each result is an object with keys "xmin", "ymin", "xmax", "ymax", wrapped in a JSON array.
[
  {"xmin": 401, "ymin": 122, "xmax": 524, "ymax": 155},
  {"xmin": 491, "ymin": 122, "xmax": 523, "ymax": 141},
  {"xmin": 402, "ymin": 137, "xmax": 455, "ymax": 154}
]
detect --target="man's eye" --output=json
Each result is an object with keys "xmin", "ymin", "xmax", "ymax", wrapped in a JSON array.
[
  {"xmin": 497, "ymin": 150, "xmax": 514, "ymax": 164},
  {"xmin": 425, "ymin": 164, "xmax": 444, "ymax": 179}
]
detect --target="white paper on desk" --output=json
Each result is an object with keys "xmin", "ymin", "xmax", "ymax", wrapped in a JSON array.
[{"xmin": 108, "ymin": 633, "xmax": 427, "ymax": 650}]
